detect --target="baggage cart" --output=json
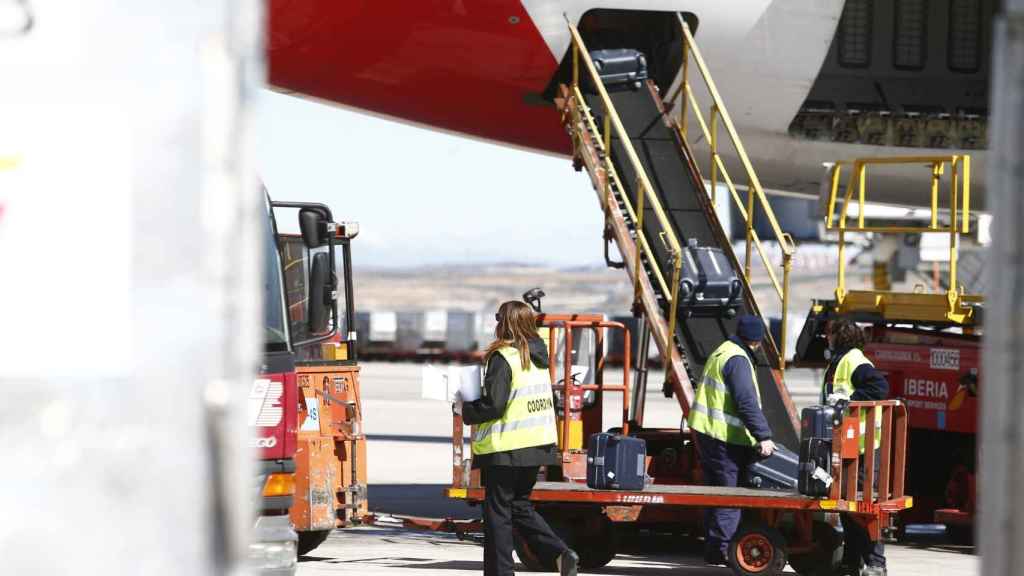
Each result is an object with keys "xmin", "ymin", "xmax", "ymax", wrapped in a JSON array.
[{"xmin": 446, "ymin": 317, "xmax": 911, "ymax": 576}]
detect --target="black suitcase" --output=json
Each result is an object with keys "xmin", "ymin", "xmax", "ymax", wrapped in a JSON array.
[
  {"xmin": 800, "ymin": 403, "xmax": 845, "ymax": 442},
  {"xmin": 589, "ymin": 49, "xmax": 648, "ymax": 89},
  {"xmin": 746, "ymin": 445, "xmax": 799, "ymax": 491},
  {"xmin": 678, "ymin": 239, "xmax": 743, "ymax": 315},
  {"xmin": 798, "ymin": 438, "xmax": 834, "ymax": 497},
  {"xmin": 586, "ymin": 433, "xmax": 647, "ymax": 491}
]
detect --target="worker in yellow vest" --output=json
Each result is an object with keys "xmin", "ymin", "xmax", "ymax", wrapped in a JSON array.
[
  {"xmin": 824, "ymin": 318, "xmax": 889, "ymax": 576},
  {"xmin": 687, "ymin": 316, "xmax": 776, "ymax": 566},
  {"xmin": 459, "ymin": 301, "xmax": 578, "ymax": 576}
]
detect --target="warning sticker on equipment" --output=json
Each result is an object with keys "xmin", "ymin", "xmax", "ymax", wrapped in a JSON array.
[{"xmin": 930, "ymin": 349, "xmax": 960, "ymax": 370}]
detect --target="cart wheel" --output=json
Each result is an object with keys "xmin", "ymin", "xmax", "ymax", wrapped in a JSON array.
[
  {"xmin": 947, "ymin": 525, "xmax": 974, "ymax": 546},
  {"xmin": 788, "ymin": 521, "xmax": 842, "ymax": 576},
  {"xmin": 297, "ymin": 529, "xmax": 331, "ymax": 556},
  {"xmin": 728, "ymin": 524, "xmax": 787, "ymax": 576}
]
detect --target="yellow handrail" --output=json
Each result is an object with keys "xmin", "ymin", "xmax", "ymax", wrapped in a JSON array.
[
  {"xmin": 825, "ymin": 155, "xmax": 974, "ymax": 310},
  {"xmin": 670, "ymin": 15, "xmax": 796, "ymax": 369},
  {"xmin": 566, "ymin": 20, "xmax": 684, "ymax": 371}
]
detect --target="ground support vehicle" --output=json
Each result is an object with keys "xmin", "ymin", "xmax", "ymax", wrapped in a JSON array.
[
  {"xmin": 794, "ymin": 155, "xmax": 982, "ymax": 541},
  {"xmin": 445, "ymin": 317, "xmax": 911, "ymax": 576},
  {"xmin": 274, "ymin": 206, "xmax": 370, "ymax": 556},
  {"xmin": 249, "ymin": 199, "xmax": 341, "ymax": 574}
]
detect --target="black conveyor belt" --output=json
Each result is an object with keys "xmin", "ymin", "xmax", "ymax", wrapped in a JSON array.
[{"xmin": 586, "ymin": 83, "xmax": 799, "ymax": 448}]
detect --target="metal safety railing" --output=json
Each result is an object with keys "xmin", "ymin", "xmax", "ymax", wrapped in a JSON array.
[
  {"xmin": 825, "ymin": 155, "xmax": 980, "ymax": 323},
  {"xmin": 565, "ymin": 19, "xmax": 684, "ymax": 371},
  {"xmin": 832, "ymin": 401, "xmax": 909, "ymax": 512},
  {"xmin": 668, "ymin": 15, "xmax": 797, "ymax": 369}
]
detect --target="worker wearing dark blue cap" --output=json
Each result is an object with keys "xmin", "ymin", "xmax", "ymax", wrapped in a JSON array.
[{"xmin": 687, "ymin": 315, "xmax": 775, "ymax": 566}]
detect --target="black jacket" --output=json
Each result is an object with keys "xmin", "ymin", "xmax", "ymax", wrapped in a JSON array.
[
  {"xmin": 824, "ymin": 347, "xmax": 889, "ymax": 402},
  {"xmin": 721, "ymin": 336, "xmax": 773, "ymax": 442},
  {"xmin": 463, "ymin": 336, "xmax": 561, "ymax": 468}
]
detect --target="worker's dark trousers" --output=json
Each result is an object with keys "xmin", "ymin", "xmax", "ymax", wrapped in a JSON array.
[
  {"xmin": 841, "ymin": 450, "xmax": 886, "ymax": 568},
  {"xmin": 482, "ymin": 465, "xmax": 567, "ymax": 576},
  {"xmin": 695, "ymin": 432, "xmax": 754, "ymax": 558}
]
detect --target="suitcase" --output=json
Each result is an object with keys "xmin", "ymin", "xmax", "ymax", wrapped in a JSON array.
[
  {"xmin": 678, "ymin": 239, "xmax": 743, "ymax": 315},
  {"xmin": 746, "ymin": 445, "xmax": 799, "ymax": 491},
  {"xmin": 798, "ymin": 438, "xmax": 834, "ymax": 497},
  {"xmin": 589, "ymin": 48, "xmax": 648, "ymax": 90},
  {"xmin": 800, "ymin": 403, "xmax": 846, "ymax": 442},
  {"xmin": 586, "ymin": 433, "xmax": 647, "ymax": 491}
]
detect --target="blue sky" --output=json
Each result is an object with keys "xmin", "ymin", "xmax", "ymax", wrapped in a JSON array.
[{"xmin": 255, "ymin": 90, "xmax": 606, "ymax": 268}]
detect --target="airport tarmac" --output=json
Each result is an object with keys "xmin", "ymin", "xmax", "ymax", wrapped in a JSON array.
[{"xmin": 298, "ymin": 362, "xmax": 979, "ymax": 575}]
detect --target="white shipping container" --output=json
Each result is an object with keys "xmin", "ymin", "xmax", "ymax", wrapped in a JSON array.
[
  {"xmin": 423, "ymin": 309, "xmax": 448, "ymax": 343},
  {"xmin": 370, "ymin": 311, "xmax": 398, "ymax": 343},
  {"xmin": 478, "ymin": 310, "xmax": 499, "ymax": 350}
]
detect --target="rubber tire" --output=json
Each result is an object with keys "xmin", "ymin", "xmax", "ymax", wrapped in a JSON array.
[
  {"xmin": 788, "ymin": 521, "xmax": 842, "ymax": 576},
  {"xmin": 728, "ymin": 524, "xmax": 788, "ymax": 576},
  {"xmin": 947, "ymin": 525, "xmax": 975, "ymax": 546},
  {"xmin": 297, "ymin": 529, "xmax": 331, "ymax": 556}
]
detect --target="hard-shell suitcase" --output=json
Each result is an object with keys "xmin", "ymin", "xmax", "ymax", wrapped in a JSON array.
[
  {"xmin": 678, "ymin": 239, "xmax": 743, "ymax": 315},
  {"xmin": 800, "ymin": 403, "xmax": 845, "ymax": 442},
  {"xmin": 586, "ymin": 433, "xmax": 647, "ymax": 491},
  {"xmin": 589, "ymin": 48, "xmax": 648, "ymax": 89},
  {"xmin": 798, "ymin": 438, "xmax": 834, "ymax": 497},
  {"xmin": 746, "ymin": 445, "xmax": 799, "ymax": 491}
]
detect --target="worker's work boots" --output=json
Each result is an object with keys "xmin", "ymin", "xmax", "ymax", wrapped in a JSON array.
[
  {"xmin": 556, "ymin": 549, "xmax": 579, "ymax": 576},
  {"xmin": 860, "ymin": 566, "xmax": 887, "ymax": 576}
]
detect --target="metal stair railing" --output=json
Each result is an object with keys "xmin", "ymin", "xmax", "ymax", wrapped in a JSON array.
[
  {"xmin": 824, "ymin": 155, "xmax": 981, "ymax": 324},
  {"xmin": 667, "ymin": 15, "xmax": 797, "ymax": 369},
  {"xmin": 564, "ymin": 19, "xmax": 685, "ymax": 373}
]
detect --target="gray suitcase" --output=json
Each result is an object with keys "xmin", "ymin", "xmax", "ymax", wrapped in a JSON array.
[
  {"xmin": 746, "ymin": 445, "xmax": 799, "ymax": 491},
  {"xmin": 678, "ymin": 239, "xmax": 743, "ymax": 316},
  {"xmin": 589, "ymin": 49, "xmax": 648, "ymax": 90}
]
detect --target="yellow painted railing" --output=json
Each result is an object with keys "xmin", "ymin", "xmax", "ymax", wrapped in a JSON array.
[
  {"xmin": 565, "ymin": 20, "xmax": 684, "ymax": 371},
  {"xmin": 668, "ymin": 15, "xmax": 796, "ymax": 368},
  {"xmin": 825, "ymin": 155, "xmax": 978, "ymax": 321}
]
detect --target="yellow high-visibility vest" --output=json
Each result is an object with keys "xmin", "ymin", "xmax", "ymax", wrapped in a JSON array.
[
  {"xmin": 472, "ymin": 346, "xmax": 558, "ymax": 455},
  {"xmin": 687, "ymin": 340, "xmax": 761, "ymax": 447},
  {"xmin": 827, "ymin": 348, "xmax": 883, "ymax": 452}
]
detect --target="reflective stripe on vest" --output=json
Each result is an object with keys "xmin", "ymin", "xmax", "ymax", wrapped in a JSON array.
[
  {"xmin": 471, "ymin": 346, "xmax": 558, "ymax": 455},
  {"xmin": 686, "ymin": 340, "xmax": 761, "ymax": 447},
  {"xmin": 826, "ymin": 348, "xmax": 882, "ymax": 452}
]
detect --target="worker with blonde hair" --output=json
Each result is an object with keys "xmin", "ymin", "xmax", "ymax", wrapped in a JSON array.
[{"xmin": 459, "ymin": 300, "xmax": 578, "ymax": 576}]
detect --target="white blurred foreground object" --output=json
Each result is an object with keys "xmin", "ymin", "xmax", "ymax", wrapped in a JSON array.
[
  {"xmin": 982, "ymin": 1, "xmax": 1024, "ymax": 572},
  {"xmin": 0, "ymin": 1, "xmax": 263, "ymax": 575},
  {"xmin": 421, "ymin": 365, "xmax": 482, "ymax": 402}
]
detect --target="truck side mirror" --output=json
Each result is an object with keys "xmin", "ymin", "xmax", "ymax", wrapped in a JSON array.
[
  {"xmin": 308, "ymin": 252, "xmax": 334, "ymax": 333},
  {"xmin": 299, "ymin": 208, "xmax": 329, "ymax": 249}
]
